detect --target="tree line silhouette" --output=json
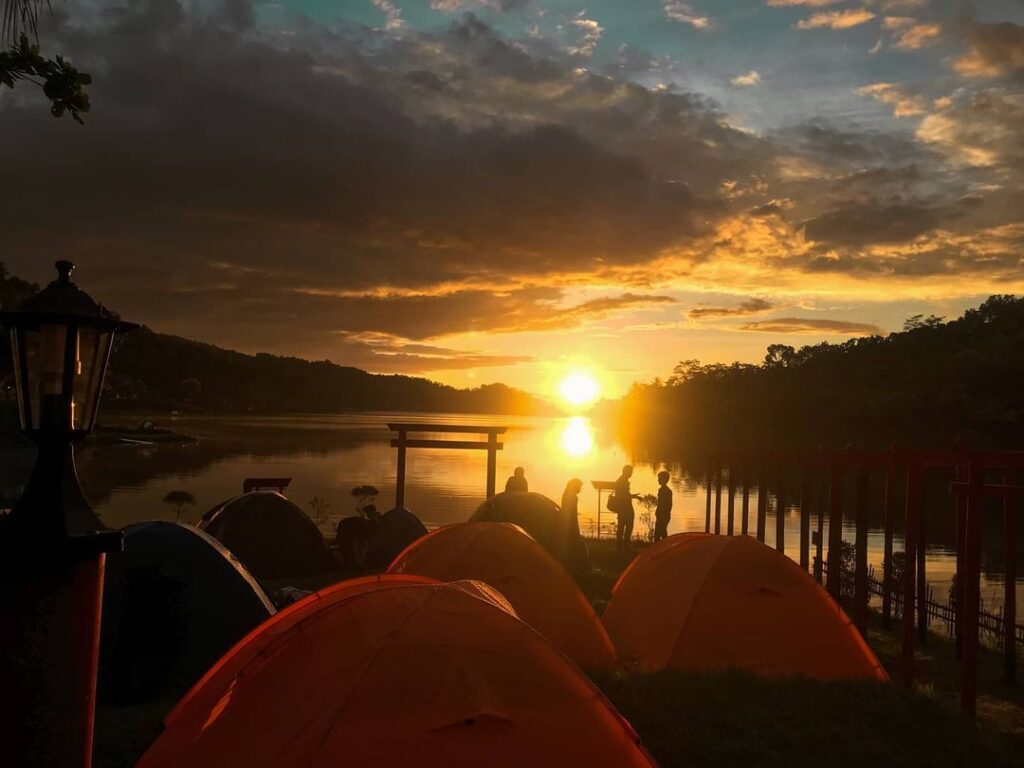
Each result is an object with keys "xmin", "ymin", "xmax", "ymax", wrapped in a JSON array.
[{"xmin": 615, "ymin": 296, "xmax": 1024, "ymax": 454}]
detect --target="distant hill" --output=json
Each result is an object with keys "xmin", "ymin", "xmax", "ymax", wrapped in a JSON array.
[
  {"xmin": 617, "ymin": 295, "xmax": 1024, "ymax": 453},
  {"xmin": 0, "ymin": 263, "xmax": 548, "ymax": 417},
  {"xmin": 105, "ymin": 328, "xmax": 550, "ymax": 416}
]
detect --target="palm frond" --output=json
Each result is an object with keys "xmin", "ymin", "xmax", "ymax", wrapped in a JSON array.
[{"xmin": 2, "ymin": 0, "xmax": 52, "ymax": 46}]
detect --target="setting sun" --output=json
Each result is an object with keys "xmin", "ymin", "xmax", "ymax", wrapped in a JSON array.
[{"xmin": 558, "ymin": 372, "xmax": 600, "ymax": 407}]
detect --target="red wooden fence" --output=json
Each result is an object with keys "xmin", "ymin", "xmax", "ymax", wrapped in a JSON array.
[{"xmin": 702, "ymin": 445, "xmax": 1024, "ymax": 717}]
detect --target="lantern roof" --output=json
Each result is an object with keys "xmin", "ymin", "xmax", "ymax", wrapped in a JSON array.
[{"xmin": 0, "ymin": 261, "xmax": 138, "ymax": 332}]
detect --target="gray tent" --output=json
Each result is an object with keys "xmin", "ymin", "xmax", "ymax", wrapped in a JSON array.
[
  {"xmin": 366, "ymin": 507, "xmax": 428, "ymax": 570},
  {"xmin": 469, "ymin": 491, "xmax": 588, "ymax": 569},
  {"xmin": 200, "ymin": 492, "xmax": 337, "ymax": 579},
  {"xmin": 100, "ymin": 521, "xmax": 275, "ymax": 705}
]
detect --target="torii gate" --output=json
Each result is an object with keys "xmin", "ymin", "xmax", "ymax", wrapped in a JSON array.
[{"xmin": 387, "ymin": 422, "xmax": 507, "ymax": 507}]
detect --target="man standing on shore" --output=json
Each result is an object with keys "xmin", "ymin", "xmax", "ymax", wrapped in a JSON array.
[
  {"xmin": 613, "ymin": 465, "xmax": 639, "ymax": 551},
  {"xmin": 654, "ymin": 471, "xmax": 673, "ymax": 541}
]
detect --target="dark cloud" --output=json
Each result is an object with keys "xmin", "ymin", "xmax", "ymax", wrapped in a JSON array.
[
  {"xmin": 917, "ymin": 89, "xmax": 1024, "ymax": 170},
  {"xmin": 957, "ymin": 21, "xmax": 1024, "ymax": 79},
  {"xmin": 747, "ymin": 199, "xmax": 791, "ymax": 217},
  {"xmin": 828, "ymin": 166, "xmax": 924, "ymax": 198},
  {"xmin": 512, "ymin": 293, "xmax": 677, "ymax": 331},
  {"xmin": 0, "ymin": 0, "xmax": 1020, "ymax": 374},
  {"xmin": 776, "ymin": 120, "xmax": 928, "ymax": 169},
  {"xmin": 64, "ymin": 281, "xmax": 675, "ymax": 364},
  {"xmin": 283, "ymin": 289, "xmax": 676, "ymax": 340},
  {"xmin": 1, "ymin": 2, "xmax": 725, "ymax": 343},
  {"xmin": 689, "ymin": 298, "xmax": 774, "ymax": 318},
  {"xmin": 326, "ymin": 333, "xmax": 532, "ymax": 373},
  {"xmin": 802, "ymin": 202, "xmax": 949, "ymax": 247},
  {"xmin": 738, "ymin": 317, "xmax": 882, "ymax": 335},
  {"xmin": 430, "ymin": 0, "xmax": 531, "ymax": 13},
  {"xmin": 766, "ymin": 120, "xmax": 968, "ymax": 243}
]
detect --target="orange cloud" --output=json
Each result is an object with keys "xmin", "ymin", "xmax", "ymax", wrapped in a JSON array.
[
  {"xmin": 893, "ymin": 22, "xmax": 941, "ymax": 50},
  {"xmin": 856, "ymin": 82, "xmax": 926, "ymax": 116},
  {"xmin": 737, "ymin": 317, "xmax": 882, "ymax": 335},
  {"xmin": 797, "ymin": 9, "xmax": 875, "ymax": 30},
  {"xmin": 731, "ymin": 70, "xmax": 762, "ymax": 87},
  {"xmin": 689, "ymin": 298, "xmax": 775, "ymax": 318}
]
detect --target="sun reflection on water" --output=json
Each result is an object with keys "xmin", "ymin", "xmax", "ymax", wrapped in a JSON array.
[{"xmin": 560, "ymin": 416, "xmax": 595, "ymax": 458}]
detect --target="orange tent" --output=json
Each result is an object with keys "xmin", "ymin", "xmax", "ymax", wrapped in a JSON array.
[
  {"xmin": 142, "ymin": 580, "xmax": 654, "ymax": 768},
  {"xmin": 612, "ymin": 532, "xmax": 709, "ymax": 594},
  {"xmin": 603, "ymin": 535, "xmax": 887, "ymax": 680},
  {"xmin": 163, "ymin": 573, "xmax": 440, "ymax": 728},
  {"xmin": 388, "ymin": 523, "xmax": 616, "ymax": 669}
]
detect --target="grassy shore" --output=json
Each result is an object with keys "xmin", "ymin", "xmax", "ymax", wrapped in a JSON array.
[{"xmin": 95, "ymin": 536, "xmax": 1021, "ymax": 767}]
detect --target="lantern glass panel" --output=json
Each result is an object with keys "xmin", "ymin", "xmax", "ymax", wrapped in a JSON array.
[
  {"xmin": 7, "ymin": 323, "xmax": 112, "ymax": 435},
  {"xmin": 72, "ymin": 327, "xmax": 113, "ymax": 432},
  {"xmin": 9, "ymin": 328, "xmax": 29, "ymax": 430},
  {"xmin": 18, "ymin": 323, "xmax": 75, "ymax": 432}
]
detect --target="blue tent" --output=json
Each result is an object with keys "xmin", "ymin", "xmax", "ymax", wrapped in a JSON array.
[{"xmin": 100, "ymin": 521, "xmax": 275, "ymax": 705}]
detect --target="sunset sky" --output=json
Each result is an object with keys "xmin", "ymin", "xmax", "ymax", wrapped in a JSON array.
[{"xmin": 1, "ymin": 0, "xmax": 1022, "ymax": 398}]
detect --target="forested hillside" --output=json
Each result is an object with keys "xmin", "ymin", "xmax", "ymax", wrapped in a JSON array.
[
  {"xmin": 106, "ymin": 328, "xmax": 547, "ymax": 415},
  {"xmin": 0, "ymin": 264, "xmax": 546, "ymax": 416},
  {"xmin": 617, "ymin": 296, "xmax": 1024, "ymax": 453}
]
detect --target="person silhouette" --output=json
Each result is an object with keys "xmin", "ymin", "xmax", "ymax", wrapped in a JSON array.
[
  {"xmin": 613, "ymin": 465, "xmax": 640, "ymax": 551},
  {"xmin": 561, "ymin": 478, "xmax": 588, "ymax": 570},
  {"xmin": 654, "ymin": 470, "xmax": 673, "ymax": 541},
  {"xmin": 505, "ymin": 466, "xmax": 529, "ymax": 493},
  {"xmin": 334, "ymin": 515, "xmax": 377, "ymax": 573},
  {"xmin": 561, "ymin": 478, "xmax": 583, "ymax": 537}
]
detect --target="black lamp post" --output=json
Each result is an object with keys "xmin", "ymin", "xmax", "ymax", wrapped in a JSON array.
[{"xmin": 0, "ymin": 261, "xmax": 136, "ymax": 768}]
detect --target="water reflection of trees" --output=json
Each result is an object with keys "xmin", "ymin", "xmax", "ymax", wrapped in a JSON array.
[
  {"xmin": 627, "ymin": 449, "xmax": 1022, "ymax": 585},
  {"xmin": 3, "ymin": 416, "xmax": 1018, "ymax": 588},
  {"xmin": 1, "ymin": 420, "xmax": 383, "ymax": 512}
]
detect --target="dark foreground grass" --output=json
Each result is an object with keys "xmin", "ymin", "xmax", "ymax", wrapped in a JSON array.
[
  {"xmin": 95, "ymin": 695, "xmax": 176, "ymax": 768},
  {"xmin": 96, "ymin": 672, "xmax": 1012, "ymax": 768},
  {"xmin": 593, "ymin": 669, "xmax": 1006, "ymax": 768}
]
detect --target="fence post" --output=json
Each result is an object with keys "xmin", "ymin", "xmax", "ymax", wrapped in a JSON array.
[
  {"xmin": 705, "ymin": 459, "xmax": 712, "ymax": 534},
  {"xmin": 954, "ymin": 462, "xmax": 967, "ymax": 660},
  {"xmin": 800, "ymin": 464, "xmax": 811, "ymax": 571},
  {"xmin": 1003, "ymin": 473, "xmax": 1016, "ymax": 685},
  {"xmin": 815, "ymin": 471, "xmax": 826, "ymax": 584},
  {"xmin": 741, "ymin": 464, "xmax": 750, "ymax": 536},
  {"xmin": 727, "ymin": 466, "xmax": 736, "ymax": 536},
  {"xmin": 827, "ymin": 463, "xmax": 844, "ymax": 601},
  {"xmin": 756, "ymin": 457, "xmax": 767, "ymax": 543},
  {"xmin": 714, "ymin": 463, "xmax": 723, "ymax": 535},
  {"xmin": 917, "ymin": 466, "xmax": 928, "ymax": 646},
  {"xmin": 854, "ymin": 470, "xmax": 869, "ymax": 639},
  {"xmin": 962, "ymin": 460, "xmax": 981, "ymax": 716},
  {"xmin": 882, "ymin": 461, "xmax": 896, "ymax": 629},
  {"xmin": 776, "ymin": 466, "xmax": 786, "ymax": 554},
  {"xmin": 395, "ymin": 429, "xmax": 407, "ymax": 508},
  {"xmin": 902, "ymin": 458, "xmax": 921, "ymax": 688}
]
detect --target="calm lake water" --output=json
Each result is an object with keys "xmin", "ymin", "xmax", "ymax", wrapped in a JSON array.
[{"xmin": 10, "ymin": 411, "xmax": 1018, "ymax": 610}]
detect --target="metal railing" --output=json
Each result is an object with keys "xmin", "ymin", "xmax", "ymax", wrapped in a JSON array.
[{"xmin": 703, "ymin": 445, "xmax": 1023, "ymax": 717}]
